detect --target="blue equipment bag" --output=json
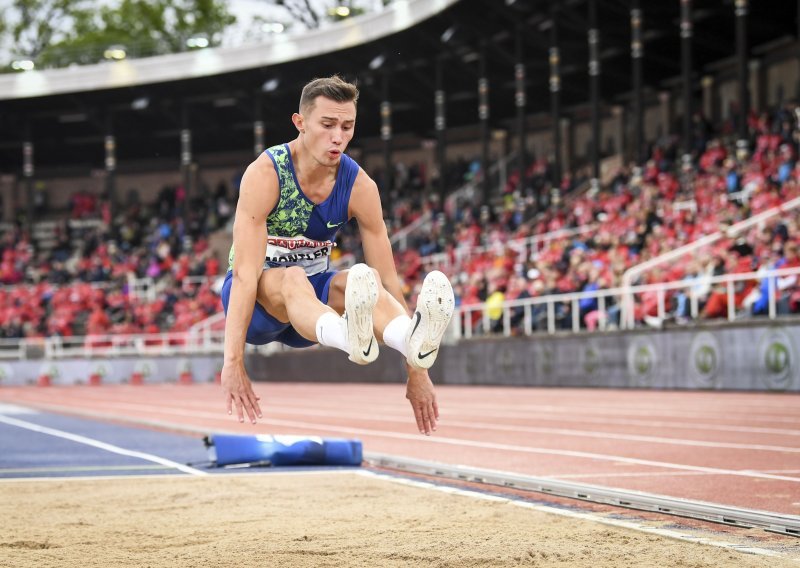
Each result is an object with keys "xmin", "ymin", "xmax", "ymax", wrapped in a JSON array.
[{"xmin": 204, "ymin": 434, "xmax": 363, "ymax": 467}]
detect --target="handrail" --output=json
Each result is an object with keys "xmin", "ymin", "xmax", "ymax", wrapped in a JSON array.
[
  {"xmin": 420, "ymin": 225, "xmax": 594, "ymax": 271},
  {"xmin": 2, "ymin": 267, "xmax": 797, "ymax": 357},
  {"xmin": 189, "ymin": 311, "xmax": 226, "ymax": 334},
  {"xmin": 620, "ymin": 195, "xmax": 800, "ymax": 328},
  {"xmin": 454, "ymin": 266, "xmax": 800, "ymax": 339},
  {"xmin": 43, "ymin": 329, "xmax": 227, "ymax": 359},
  {"xmin": 389, "ymin": 211, "xmax": 433, "ymax": 251}
]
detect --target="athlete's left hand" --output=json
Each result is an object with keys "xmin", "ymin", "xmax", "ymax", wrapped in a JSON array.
[{"xmin": 406, "ymin": 365, "xmax": 439, "ymax": 435}]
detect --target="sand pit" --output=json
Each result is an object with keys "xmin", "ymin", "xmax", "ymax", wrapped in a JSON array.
[{"xmin": 1, "ymin": 471, "xmax": 795, "ymax": 567}]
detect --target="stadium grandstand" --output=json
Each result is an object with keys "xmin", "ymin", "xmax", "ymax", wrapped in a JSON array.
[
  {"xmin": 0, "ymin": 0, "xmax": 797, "ymax": 381},
  {"xmin": 4, "ymin": 3, "xmax": 800, "ymax": 565}
]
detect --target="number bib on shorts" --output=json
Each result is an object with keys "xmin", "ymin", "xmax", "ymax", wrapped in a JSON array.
[{"xmin": 264, "ymin": 236, "xmax": 334, "ymax": 276}]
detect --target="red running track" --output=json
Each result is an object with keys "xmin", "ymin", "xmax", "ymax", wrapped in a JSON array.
[{"xmin": 2, "ymin": 383, "xmax": 800, "ymax": 516}]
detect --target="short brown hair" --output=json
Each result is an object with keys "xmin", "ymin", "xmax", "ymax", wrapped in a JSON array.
[{"xmin": 299, "ymin": 75, "xmax": 359, "ymax": 113}]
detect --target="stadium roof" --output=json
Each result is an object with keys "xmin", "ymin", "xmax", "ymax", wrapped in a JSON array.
[{"xmin": 0, "ymin": 0, "xmax": 797, "ymax": 175}]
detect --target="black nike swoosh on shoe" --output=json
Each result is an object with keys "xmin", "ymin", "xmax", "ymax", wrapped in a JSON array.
[
  {"xmin": 418, "ymin": 348, "xmax": 438, "ymax": 359},
  {"xmin": 410, "ymin": 311, "xmax": 422, "ymax": 337},
  {"xmin": 362, "ymin": 338, "xmax": 374, "ymax": 357}
]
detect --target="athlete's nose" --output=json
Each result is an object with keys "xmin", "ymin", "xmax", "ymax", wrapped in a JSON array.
[{"xmin": 331, "ymin": 128, "xmax": 343, "ymax": 145}]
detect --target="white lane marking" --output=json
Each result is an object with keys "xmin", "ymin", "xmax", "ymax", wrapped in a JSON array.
[
  {"xmin": 13, "ymin": 399, "xmax": 800, "ymax": 484},
  {"xmin": 355, "ymin": 470, "xmax": 785, "ymax": 559},
  {"xmin": 0, "ymin": 414, "xmax": 207, "ymax": 476},
  {"xmin": 78, "ymin": 389, "xmax": 800, "ymax": 433},
  {"xmin": 34, "ymin": 395, "xmax": 800, "ymax": 454},
  {"xmin": 0, "ymin": 403, "xmax": 38, "ymax": 415},
  {"xmin": 0, "ymin": 469, "xmax": 356, "ymax": 484},
  {"xmin": 255, "ymin": 400, "xmax": 800, "ymax": 437},
  {"xmin": 550, "ymin": 469, "xmax": 800, "ymax": 480}
]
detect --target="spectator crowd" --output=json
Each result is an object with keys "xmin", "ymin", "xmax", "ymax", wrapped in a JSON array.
[{"xmin": 1, "ymin": 101, "xmax": 798, "ymax": 342}]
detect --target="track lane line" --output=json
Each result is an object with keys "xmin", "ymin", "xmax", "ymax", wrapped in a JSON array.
[
  {"xmin": 0, "ymin": 414, "xmax": 208, "ymax": 476},
  {"xmin": 18, "ymin": 395, "xmax": 800, "ymax": 454},
  {"xmin": 11, "ymin": 400, "xmax": 800, "ymax": 484}
]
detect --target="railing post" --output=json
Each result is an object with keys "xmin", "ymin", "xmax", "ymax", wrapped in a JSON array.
[
  {"xmin": 524, "ymin": 304, "xmax": 532, "ymax": 335},
  {"xmin": 622, "ymin": 287, "xmax": 634, "ymax": 329},
  {"xmin": 453, "ymin": 307, "xmax": 463, "ymax": 341},
  {"xmin": 572, "ymin": 299, "xmax": 580, "ymax": 332},
  {"xmin": 657, "ymin": 289, "xmax": 666, "ymax": 320},
  {"xmin": 598, "ymin": 296, "xmax": 606, "ymax": 331},
  {"xmin": 727, "ymin": 280, "xmax": 736, "ymax": 321},
  {"xmin": 503, "ymin": 305, "xmax": 511, "ymax": 337},
  {"xmin": 768, "ymin": 271, "xmax": 776, "ymax": 319},
  {"xmin": 547, "ymin": 302, "xmax": 555, "ymax": 334}
]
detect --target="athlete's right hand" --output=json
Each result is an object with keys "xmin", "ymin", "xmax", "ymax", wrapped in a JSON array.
[{"xmin": 221, "ymin": 363, "xmax": 263, "ymax": 424}]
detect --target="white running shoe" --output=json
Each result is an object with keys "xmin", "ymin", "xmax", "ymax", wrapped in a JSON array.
[
  {"xmin": 344, "ymin": 263, "xmax": 379, "ymax": 365},
  {"xmin": 406, "ymin": 270, "xmax": 454, "ymax": 370}
]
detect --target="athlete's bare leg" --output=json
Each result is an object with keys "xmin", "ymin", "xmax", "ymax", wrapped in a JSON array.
[
  {"xmin": 326, "ymin": 267, "xmax": 406, "ymax": 341},
  {"xmin": 255, "ymin": 266, "xmax": 338, "ymax": 341}
]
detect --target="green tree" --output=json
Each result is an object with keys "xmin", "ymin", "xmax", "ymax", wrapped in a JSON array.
[
  {"xmin": 3, "ymin": 0, "xmax": 236, "ymax": 69},
  {"xmin": 258, "ymin": 1, "xmax": 368, "ymax": 30},
  {"xmin": 5, "ymin": 0, "xmax": 85, "ymax": 60}
]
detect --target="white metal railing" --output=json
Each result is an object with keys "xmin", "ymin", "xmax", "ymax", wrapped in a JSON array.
[
  {"xmin": 43, "ymin": 330, "xmax": 227, "ymax": 359},
  {"xmin": 2, "ymin": 268, "xmax": 796, "ymax": 358},
  {"xmin": 454, "ymin": 266, "xmax": 800, "ymax": 339},
  {"xmin": 421, "ymin": 225, "xmax": 594, "ymax": 272},
  {"xmin": 189, "ymin": 311, "xmax": 226, "ymax": 334},
  {"xmin": 127, "ymin": 276, "xmax": 156, "ymax": 302},
  {"xmin": 621, "ymin": 195, "xmax": 800, "ymax": 328},
  {"xmin": 390, "ymin": 211, "xmax": 433, "ymax": 251},
  {"xmin": 0, "ymin": 338, "xmax": 31, "ymax": 360}
]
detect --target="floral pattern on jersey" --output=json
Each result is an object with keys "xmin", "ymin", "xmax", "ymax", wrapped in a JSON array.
[
  {"xmin": 266, "ymin": 144, "xmax": 313, "ymax": 238},
  {"xmin": 228, "ymin": 144, "xmax": 313, "ymax": 270}
]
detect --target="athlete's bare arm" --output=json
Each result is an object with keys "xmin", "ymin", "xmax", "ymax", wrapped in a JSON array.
[
  {"xmin": 349, "ymin": 170, "xmax": 408, "ymax": 310},
  {"xmin": 221, "ymin": 154, "xmax": 278, "ymax": 423},
  {"xmin": 349, "ymin": 170, "xmax": 440, "ymax": 434}
]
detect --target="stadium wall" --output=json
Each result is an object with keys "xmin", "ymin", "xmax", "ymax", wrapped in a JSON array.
[
  {"xmin": 0, "ymin": 356, "xmax": 220, "ymax": 387},
  {"xmin": 1, "ymin": 322, "xmax": 797, "ymax": 391},
  {"xmin": 243, "ymin": 321, "xmax": 800, "ymax": 392}
]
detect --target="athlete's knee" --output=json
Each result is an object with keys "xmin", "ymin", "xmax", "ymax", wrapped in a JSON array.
[
  {"xmin": 281, "ymin": 266, "xmax": 312, "ymax": 299},
  {"xmin": 367, "ymin": 266, "xmax": 382, "ymax": 286}
]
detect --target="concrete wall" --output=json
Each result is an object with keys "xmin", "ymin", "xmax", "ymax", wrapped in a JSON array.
[
  {"xmin": 1, "ymin": 321, "xmax": 797, "ymax": 392},
  {"xmin": 244, "ymin": 321, "xmax": 800, "ymax": 392},
  {"xmin": 0, "ymin": 356, "xmax": 221, "ymax": 386}
]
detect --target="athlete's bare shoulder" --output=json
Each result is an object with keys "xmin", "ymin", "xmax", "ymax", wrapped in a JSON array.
[
  {"xmin": 244, "ymin": 152, "xmax": 277, "ymax": 183},
  {"xmin": 348, "ymin": 167, "xmax": 383, "ymax": 223},
  {"xmin": 238, "ymin": 152, "xmax": 279, "ymax": 215},
  {"xmin": 351, "ymin": 167, "xmax": 379, "ymax": 197}
]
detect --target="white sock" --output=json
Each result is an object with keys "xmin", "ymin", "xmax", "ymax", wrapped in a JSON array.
[
  {"xmin": 382, "ymin": 314, "xmax": 412, "ymax": 358},
  {"xmin": 315, "ymin": 312, "xmax": 349, "ymax": 353}
]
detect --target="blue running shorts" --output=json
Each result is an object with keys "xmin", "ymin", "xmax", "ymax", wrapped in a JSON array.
[{"xmin": 220, "ymin": 269, "xmax": 337, "ymax": 347}]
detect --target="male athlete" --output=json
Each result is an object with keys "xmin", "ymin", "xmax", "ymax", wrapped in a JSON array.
[{"xmin": 221, "ymin": 75, "xmax": 454, "ymax": 435}]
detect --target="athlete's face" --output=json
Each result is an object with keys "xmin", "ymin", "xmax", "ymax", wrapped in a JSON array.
[{"xmin": 295, "ymin": 96, "xmax": 356, "ymax": 167}]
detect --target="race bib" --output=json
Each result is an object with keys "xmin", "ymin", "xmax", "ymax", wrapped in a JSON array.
[{"xmin": 264, "ymin": 236, "xmax": 334, "ymax": 275}]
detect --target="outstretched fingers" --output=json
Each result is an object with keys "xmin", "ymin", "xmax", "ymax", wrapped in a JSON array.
[
  {"xmin": 412, "ymin": 400, "xmax": 437, "ymax": 435},
  {"xmin": 228, "ymin": 389, "xmax": 263, "ymax": 424}
]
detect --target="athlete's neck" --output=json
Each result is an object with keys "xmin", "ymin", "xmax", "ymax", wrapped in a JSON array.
[{"xmin": 289, "ymin": 138, "xmax": 338, "ymax": 198}]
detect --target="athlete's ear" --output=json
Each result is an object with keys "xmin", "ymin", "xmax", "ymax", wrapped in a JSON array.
[{"xmin": 292, "ymin": 112, "xmax": 304, "ymax": 133}]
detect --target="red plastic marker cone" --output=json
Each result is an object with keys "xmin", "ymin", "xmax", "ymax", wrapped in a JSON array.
[
  {"xmin": 214, "ymin": 370, "xmax": 222, "ymax": 385},
  {"xmin": 37, "ymin": 374, "xmax": 51, "ymax": 387},
  {"xmin": 130, "ymin": 372, "xmax": 144, "ymax": 386},
  {"xmin": 179, "ymin": 371, "xmax": 193, "ymax": 385},
  {"xmin": 89, "ymin": 373, "xmax": 102, "ymax": 386}
]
